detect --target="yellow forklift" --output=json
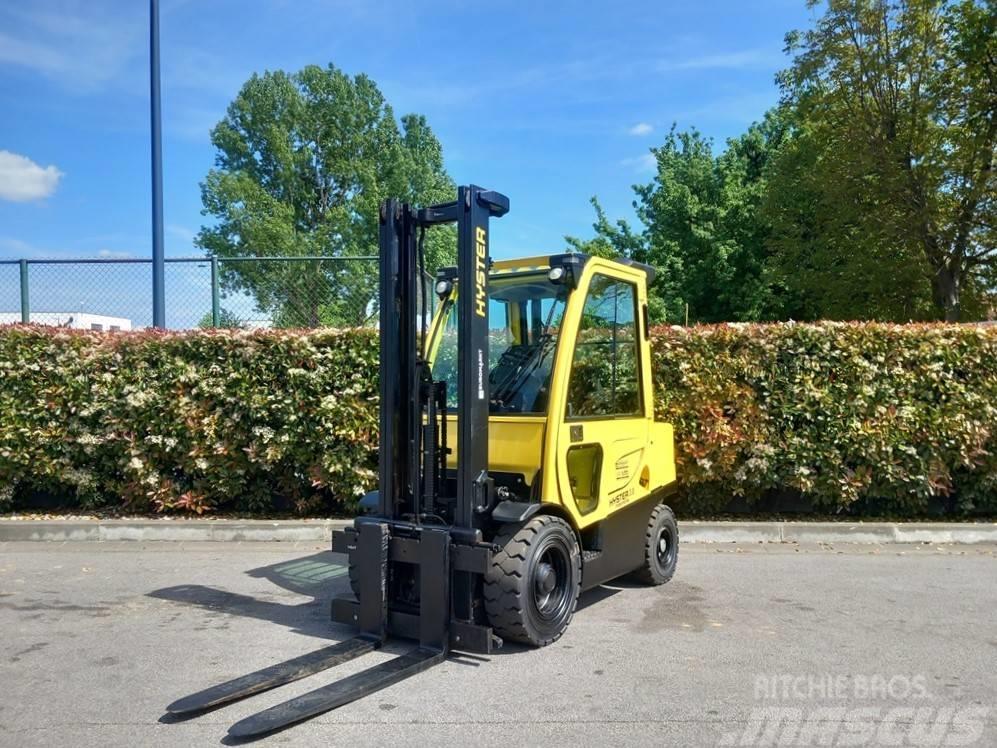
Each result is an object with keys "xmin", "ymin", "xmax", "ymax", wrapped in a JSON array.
[{"xmin": 167, "ymin": 185, "xmax": 678, "ymax": 738}]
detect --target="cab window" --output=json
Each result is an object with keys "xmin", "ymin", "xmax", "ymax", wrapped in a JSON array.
[
  {"xmin": 565, "ymin": 274, "xmax": 641, "ymax": 418},
  {"xmin": 431, "ymin": 273, "xmax": 567, "ymax": 414}
]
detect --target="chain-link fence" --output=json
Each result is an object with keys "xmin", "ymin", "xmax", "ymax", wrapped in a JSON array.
[{"xmin": 0, "ymin": 256, "xmax": 427, "ymax": 331}]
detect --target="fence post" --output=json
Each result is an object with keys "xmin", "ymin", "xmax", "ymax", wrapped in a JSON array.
[
  {"xmin": 150, "ymin": 0, "xmax": 166, "ymax": 329},
  {"xmin": 19, "ymin": 259, "xmax": 29, "ymax": 324},
  {"xmin": 210, "ymin": 257, "xmax": 220, "ymax": 327}
]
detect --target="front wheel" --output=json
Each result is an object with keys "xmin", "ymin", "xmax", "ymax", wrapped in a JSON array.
[
  {"xmin": 630, "ymin": 502, "xmax": 678, "ymax": 585},
  {"xmin": 485, "ymin": 515, "xmax": 581, "ymax": 647}
]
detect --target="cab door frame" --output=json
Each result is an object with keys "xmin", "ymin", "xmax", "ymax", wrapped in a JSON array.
[{"xmin": 540, "ymin": 258, "xmax": 656, "ymax": 531}]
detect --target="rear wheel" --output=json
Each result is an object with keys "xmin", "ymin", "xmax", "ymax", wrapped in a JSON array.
[
  {"xmin": 485, "ymin": 514, "xmax": 581, "ymax": 647},
  {"xmin": 631, "ymin": 502, "xmax": 678, "ymax": 585}
]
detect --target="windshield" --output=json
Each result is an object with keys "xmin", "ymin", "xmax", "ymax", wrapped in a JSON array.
[{"xmin": 431, "ymin": 273, "xmax": 568, "ymax": 414}]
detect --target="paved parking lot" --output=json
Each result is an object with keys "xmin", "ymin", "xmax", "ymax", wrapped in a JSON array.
[{"xmin": 1, "ymin": 540, "xmax": 994, "ymax": 747}]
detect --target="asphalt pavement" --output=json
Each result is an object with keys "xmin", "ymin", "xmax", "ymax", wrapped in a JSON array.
[{"xmin": 1, "ymin": 540, "xmax": 994, "ymax": 747}]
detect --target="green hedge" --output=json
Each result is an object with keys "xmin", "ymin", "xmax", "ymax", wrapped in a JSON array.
[
  {"xmin": 0, "ymin": 326, "xmax": 379, "ymax": 515},
  {"xmin": 1, "ymin": 322, "xmax": 995, "ymax": 516},
  {"xmin": 652, "ymin": 323, "xmax": 997, "ymax": 515}
]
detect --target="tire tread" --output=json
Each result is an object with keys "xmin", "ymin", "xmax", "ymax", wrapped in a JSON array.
[
  {"xmin": 630, "ymin": 503, "xmax": 679, "ymax": 586},
  {"xmin": 484, "ymin": 514, "xmax": 581, "ymax": 647}
]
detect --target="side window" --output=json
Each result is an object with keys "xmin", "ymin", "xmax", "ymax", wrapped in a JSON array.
[{"xmin": 566, "ymin": 275, "xmax": 641, "ymax": 418}]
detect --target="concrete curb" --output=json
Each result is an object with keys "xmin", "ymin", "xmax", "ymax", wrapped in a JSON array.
[
  {"xmin": 682, "ymin": 520, "xmax": 997, "ymax": 544},
  {"xmin": 0, "ymin": 519, "xmax": 349, "ymax": 543},
  {"xmin": 0, "ymin": 518, "xmax": 995, "ymax": 544}
]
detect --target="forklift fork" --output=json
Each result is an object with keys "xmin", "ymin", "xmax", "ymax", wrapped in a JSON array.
[
  {"xmin": 228, "ymin": 524, "xmax": 452, "ymax": 738},
  {"xmin": 165, "ymin": 638, "xmax": 377, "ymax": 716},
  {"xmin": 228, "ymin": 648, "xmax": 446, "ymax": 738},
  {"xmin": 167, "ymin": 524, "xmax": 456, "ymax": 738}
]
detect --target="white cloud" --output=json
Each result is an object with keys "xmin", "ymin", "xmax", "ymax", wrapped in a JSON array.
[
  {"xmin": 0, "ymin": 4, "xmax": 239, "ymax": 142},
  {"xmin": 0, "ymin": 237, "xmax": 41, "ymax": 256},
  {"xmin": 628, "ymin": 122, "xmax": 654, "ymax": 136},
  {"xmin": 659, "ymin": 49, "xmax": 783, "ymax": 72},
  {"xmin": 0, "ymin": 150, "xmax": 63, "ymax": 202},
  {"xmin": 621, "ymin": 153, "xmax": 657, "ymax": 173},
  {"xmin": 671, "ymin": 90, "xmax": 780, "ymax": 126},
  {"xmin": 0, "ymin": 236, "xmax": 141, "ymax": 260},
  {"xmin": 96, "ymin": 249, "xmax": 134, "ymax": 259},
  {"xmin": 0, "ymin": 5, "xmax": 144, "ymax": 91},
  {"xmin": 166, "ymin": 224, "xmax": 196, "ymax": 243}
]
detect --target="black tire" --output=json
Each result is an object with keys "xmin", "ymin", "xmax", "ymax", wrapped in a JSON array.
[
  {"xmin": 630, "ymin": 502, "xmax": 679, "ymax": 585},
  {"xmin": 484, "ymin": 514, "xmax": 582, "ymax": 647}
]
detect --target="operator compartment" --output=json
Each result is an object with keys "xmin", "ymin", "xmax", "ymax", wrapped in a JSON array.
[{"xmin": 429, "ymin": 258, "xmax": 567, "ymax": 505}]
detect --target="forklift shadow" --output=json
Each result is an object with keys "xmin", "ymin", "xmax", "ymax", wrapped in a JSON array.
[
  {"xmin": 576, "ymin": 584, "xmax": 622, "ymax": 612},
  {"xmin": 148, "ymin": 550, "xmax": 623, "ymax": 650},
  {"xmin": 147, "ymin": 550, "xmax": 353, "ymax": 642}
]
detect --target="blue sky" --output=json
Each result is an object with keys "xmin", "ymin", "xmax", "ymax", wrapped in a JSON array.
[{"xmin": 0, "ymin": 0, "xmax": 815, "ymax": 322}]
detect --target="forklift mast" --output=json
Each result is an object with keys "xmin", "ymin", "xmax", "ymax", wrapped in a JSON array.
[
  {"xmin": 377, "ymin": 184, "xmax": 509, "ymax": 531},
  {"xmin": 169, "ymin": 187, "xmax": 510, "ymax": 738},
  {"xmin": 327, "ymin": 185, "xmax": 511, "ymax": 657}
]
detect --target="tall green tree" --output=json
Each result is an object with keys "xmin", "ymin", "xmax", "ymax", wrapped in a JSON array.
[
  {"xmin": 569, "ymin": 113, "xmax": 794, "ymax": 323},
  {"xmin": 197, "ymin": 64, "xmax": 455, "ymax": 327},
  {"xmin": 565, "ymin": 197, "xmax": 672, "ymax": 319},
  {"xmin": 773, "ymin": 0, "xmax": 996, "ymax": 321},
  {"xmin": 764, "ymin": 113, "xmax": 939, "ymax": 320},
  {"xmin": 196, "ymin": 308, "xmax": 244, "ymax": 329}
]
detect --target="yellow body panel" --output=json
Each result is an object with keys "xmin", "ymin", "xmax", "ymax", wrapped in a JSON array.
[
  {"xmin": 443, "ymin": 415, "xmax": 545, "ymax": 486},
  {"xmin": 429, "ymin": 255, "xmax": 677, "ymax": 532}
]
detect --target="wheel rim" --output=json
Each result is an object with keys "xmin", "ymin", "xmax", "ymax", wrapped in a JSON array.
[
  {"xmin": 655, "ymin": 526, "xmax": 674, "ymax": 570},
  {"xmin": 531, "ymin": 542, "xmax": 572, "ymax": 622}
]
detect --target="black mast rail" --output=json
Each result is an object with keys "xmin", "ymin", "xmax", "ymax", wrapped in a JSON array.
[{"xmin": 456, "ymin": 186, "xmax": 505, "ymax": 530}]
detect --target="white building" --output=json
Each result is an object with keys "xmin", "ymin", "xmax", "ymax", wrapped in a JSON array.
[{"xmin": 0, "ymin": 312, "xmax": 133, "ymax": 331}]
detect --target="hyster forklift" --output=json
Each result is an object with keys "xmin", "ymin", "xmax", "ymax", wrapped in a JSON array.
[{"xmin": 167, "ymin": 185, "xmax": 679, "ymax": 738}]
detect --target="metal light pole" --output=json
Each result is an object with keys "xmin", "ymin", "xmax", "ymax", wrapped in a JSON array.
[{"xmin": 150, "ymin": 0, "xmax": 165, "ymax": 328}]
